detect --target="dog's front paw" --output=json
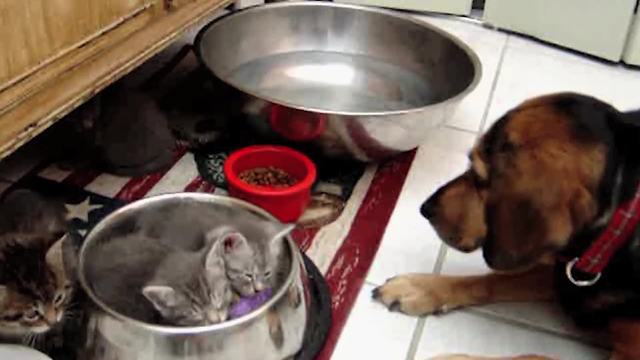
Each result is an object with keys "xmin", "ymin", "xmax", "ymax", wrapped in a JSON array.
[{"xmin": 372, "ymin": 274, "xmax": 455, "ymax": 316}]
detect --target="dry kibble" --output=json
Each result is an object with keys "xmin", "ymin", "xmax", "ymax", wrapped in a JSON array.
[{"xmin": 238, "ymin": 167, "xmax": 298, "ymax": 188}]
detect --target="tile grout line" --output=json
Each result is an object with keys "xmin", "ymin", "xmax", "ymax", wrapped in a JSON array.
[
  {"xmin": 406, "ymin": 36, "xmax": 508, "ymax": 359},
  {"xmin": 466, "ymin": 307, "xmax": 612, "ymax": 351},
  {"xmin": 404, "ymin": 244, "xmax": 449, "ymax": 360},
  {"xmin": 477, "ymin": 34, "xmax": 510, "ymax": 133},
  {"xmin": 405, "ymin": 316, "xmax": 427, "ymax": 360},
  {"xmin": 443, "ymin": 124, "xmax": 479, "ymax": 135},
  {"xmin": 432, "ymin": 243, "xmax": 449, "ymax": 275},
  {"xmin": 406, "ymin": 35, "xmax": 509, "ymax": 360}
]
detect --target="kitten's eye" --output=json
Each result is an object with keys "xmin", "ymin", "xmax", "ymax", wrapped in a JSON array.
[
  {"xmin": 244, "ymin": 273, "xmax": 253, "ymax": 280},
  {"xmin": 264, "ymin": 271, "xmax": 272, "ymax": 278},
  {"xmin": 54, "ymin": 293, "xmax": 66, "ymax": 306},
  {"xmin": 23, "ymin": 308, "xmax": 40, "ymax": 321}
]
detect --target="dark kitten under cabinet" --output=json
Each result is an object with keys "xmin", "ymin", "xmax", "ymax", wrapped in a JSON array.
[{"xmin": 57, "ymin": 82, "xmax": 176, "ymax": 177}]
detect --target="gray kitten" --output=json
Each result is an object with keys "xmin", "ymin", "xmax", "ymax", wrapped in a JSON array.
[
  {"xmin": 209, "ymin": 224, "xmax": 295, "ymax": 297},
  {"xmin": 89, "ymin": 234, "xmax": 232, "ymax": 326},
  {"xmin": 134, "ymin": 203, "xmax": 294, "ymax": 296},
  {"xmin": 57, "ymin": 83, "xmax": 175, "ymax": 176},
  {"xmin": 142, "ymin": 237, "xmax": 233, "ymax": 325}
]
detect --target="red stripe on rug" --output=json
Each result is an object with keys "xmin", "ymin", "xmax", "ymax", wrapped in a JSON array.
[
  {"xmin": 315, "ymin": 150, "xmax": 416, "ymax": 360},
  {"xmin": 184, "ymin": 176, "xmax": 217, "ymax": 193},
  {"xmin": 62, "ymin": 168, "xmax": 102, "ymax": 188},
  {"xmin": 114, "ymin": 147, "xmax": 187, "ymax": 202},
  {"xmin": 292, "ymin": 227, "xmax": 320, "ymax": 252}
]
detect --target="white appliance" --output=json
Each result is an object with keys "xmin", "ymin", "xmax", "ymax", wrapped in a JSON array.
[
  {"xmin": 483, "ymin": 0, "xmax": 637, "ymax": 62},
  {"xmin": 624, "ymin": 12, "xmax": 640, "ymax": 65}
]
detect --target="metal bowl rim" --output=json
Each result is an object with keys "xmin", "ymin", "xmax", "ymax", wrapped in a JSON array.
[
  {"xmin": 194, "ymin": 1, "xmax": 482, "ymax": 117},
  {"xmin": 78, "ymin": 192, "xmax": 304, "ymax": 335}
]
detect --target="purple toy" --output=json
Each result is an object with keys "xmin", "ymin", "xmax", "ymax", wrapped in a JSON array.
[{"xmin": 228, "ymin": 288, "xmax": 273, "ymax": 319}]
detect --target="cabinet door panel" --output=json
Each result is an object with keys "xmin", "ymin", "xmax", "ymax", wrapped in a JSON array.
[{"xmin": 0, "ymin": 0, "xmax": 153, "ymax": 89}]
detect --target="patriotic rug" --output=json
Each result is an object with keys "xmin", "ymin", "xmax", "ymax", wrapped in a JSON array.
[
  {"xmin": 3, "ymin": 145, "xmax": 415, "ymax": 359},
  {"xmin": 1, "ymin": 39, "xmax": 417, "ymax": 358}
]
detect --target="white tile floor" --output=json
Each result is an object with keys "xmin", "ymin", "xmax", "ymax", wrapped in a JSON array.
[{"xmin": 333, "ymin": 13, "xmax": 640, "ymax": 360}]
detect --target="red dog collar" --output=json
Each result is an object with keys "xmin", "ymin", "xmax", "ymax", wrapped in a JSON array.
[{"xmin": 566, "ymin": 184, "xmax": 640, "ymax": 286}]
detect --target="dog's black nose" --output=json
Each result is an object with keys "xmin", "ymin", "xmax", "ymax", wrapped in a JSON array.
[{"xmin": 420, "ymin": 199, "xmax": 436, "ymax": 220}]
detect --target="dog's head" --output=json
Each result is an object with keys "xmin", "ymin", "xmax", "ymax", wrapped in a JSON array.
[{"xmin": 423, "ymin": 94, "xmax": 619, "ymax": 271}]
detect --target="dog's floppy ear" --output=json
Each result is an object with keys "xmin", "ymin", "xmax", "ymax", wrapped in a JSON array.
[
  {"xmin": 484, "ymin": 180, "xmax": 577, "ymax": 270},
  {"xmin": 481, "ymin": 103, "xmax": 603, "ymax": 270}
]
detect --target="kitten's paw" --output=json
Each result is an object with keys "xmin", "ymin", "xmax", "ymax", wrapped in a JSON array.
[
  {"xmin": 372, "ymin": 274, "xmax": 456, "ymax": 316},
  {"xmin": 266, "ymin": 310, "xmax": 284, "ymax": 349}
]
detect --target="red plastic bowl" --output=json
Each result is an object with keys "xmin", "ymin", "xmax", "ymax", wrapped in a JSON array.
[{"xmin": 224, "ymin": 145, "xmax": 317, "ymax": 222}]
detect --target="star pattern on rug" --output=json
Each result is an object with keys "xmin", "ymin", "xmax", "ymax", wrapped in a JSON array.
[{"xmin": 65, "ymin": 197, "xmax": 103, "ymax": 223}]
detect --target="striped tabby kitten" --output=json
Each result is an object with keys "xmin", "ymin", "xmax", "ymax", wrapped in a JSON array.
[{"xmin": 0, "ymin": 190, "xmax": 74, "ymax": 346}]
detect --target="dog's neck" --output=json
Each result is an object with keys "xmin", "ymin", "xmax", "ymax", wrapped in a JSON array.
[
  {"xmin": 563, "ymin": 110, "xmax": 640, "ymax": 257},
  {"xmin": 602, "ymin": 111, "xmax": 640, "ymax": 216}
]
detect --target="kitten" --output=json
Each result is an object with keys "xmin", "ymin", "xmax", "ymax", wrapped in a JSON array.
[
  {"xmin": 0, "ymin": 190, "xmax": 74, "ymax": 346},
  {"xmin": 96, "ymin": 84, "xmax": 175, "ymax": 176},
  {"xmin": 142, "ymin": 237, "xmax": 233, "ymax": 325},
  {"xmin": 209, "ymin": 224, "xmax": 295, "ymax": 297},
  {"xmin": 0, "ymin": 190, "xmax": 68, "ymax": 240},
  {"xmin": 89, "ymin": 234, "xmax": 232, "ymax": 326},
  {"xmin": 57, "ymin": 82, "xmax": 175, "ymax": 177}
]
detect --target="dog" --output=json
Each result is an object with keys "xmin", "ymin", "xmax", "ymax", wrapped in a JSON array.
[{"xmin": 373, "ymin": 93, "xmax": 640, "ymax": 360}]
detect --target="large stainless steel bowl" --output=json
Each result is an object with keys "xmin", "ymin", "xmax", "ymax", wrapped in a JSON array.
[
  {"xmin": 196, "ymin": 2, "xmax": 481, "ymax": 162},
  {"xmin": 78, "ymin": 193, "xmax": 308, "ymax": 360}
]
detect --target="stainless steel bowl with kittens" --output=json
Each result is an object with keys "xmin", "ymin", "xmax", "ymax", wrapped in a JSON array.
[
  {"xmin": 78, "ymin": 193, "xmax": 309, "ymax": 360},
  {"xmin": 196, "ymin": 2, "xmax": 481, "ymax": 162}
]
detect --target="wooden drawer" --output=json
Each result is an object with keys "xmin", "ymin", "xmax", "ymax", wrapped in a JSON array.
[{"xmin": 0, "ymin": 0, "xmax": 155, "ymax": 92}]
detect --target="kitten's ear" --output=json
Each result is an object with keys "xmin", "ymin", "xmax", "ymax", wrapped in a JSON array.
[
  {"xmin": 221, "ymin": 232, "xmax": 250, "ymax": 255},
  {"xmin": 46, "ymin": 234, "xmax": 77, "ymax": 283},
  {"xmin": 142, "ymin": 286, "xmax": 180, "ymax": 311},
  {"xmin": 45, "ymin": 235, "xmax": 65, "ymax": 270}
]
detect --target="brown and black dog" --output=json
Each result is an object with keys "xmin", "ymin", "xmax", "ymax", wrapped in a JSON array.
[{"xmin": 373, "ymin": 93, "xmax": 640, "ymax": 360}]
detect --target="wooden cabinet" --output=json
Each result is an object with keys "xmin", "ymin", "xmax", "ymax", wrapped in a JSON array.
[
  {"xmin": 0, "ymin": 0, "xmax": 232, "ymax": 159},
  {"xmin": 0, "ymin": 0, "xmax": 154, "ymax": 91}
]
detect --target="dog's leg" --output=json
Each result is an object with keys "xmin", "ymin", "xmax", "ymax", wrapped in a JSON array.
[
  {"xmin": 609, "ymin": 319, "xmax": 640, "ymax": 360},
  {"xmin": 372, "ymin": 266, "xmax": 554, "ymax": 316}
]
